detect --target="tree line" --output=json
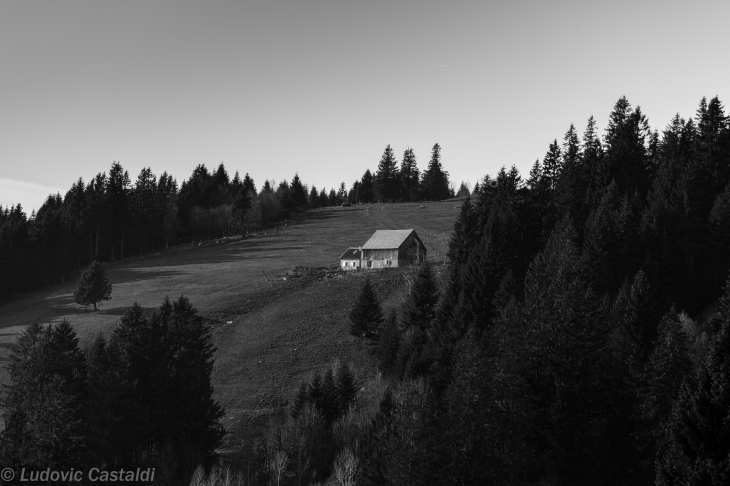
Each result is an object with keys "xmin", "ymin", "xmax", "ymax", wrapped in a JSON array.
[
  {"xmin": 0, "ymin": 296, "xmax": 224, "ymax": 485},
  {"xmin": 0, "ymin": 143, "xmax": 458, "ymax": 303},
  {"xmin": 211, "ymin": 95, "xmax": 730, "ymax": 485}
]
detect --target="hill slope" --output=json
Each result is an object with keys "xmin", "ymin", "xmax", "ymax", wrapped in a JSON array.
[{"xmin": 0, "ymin": 201, "xmax": 459, "ymax": 435}]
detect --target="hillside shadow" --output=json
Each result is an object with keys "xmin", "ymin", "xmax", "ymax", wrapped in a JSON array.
[
  {"xmin": 291, "ymin": 208, "xmax": 363, "ymax": 225},
  {"xmin": 108, "ymin": 240, "xmax": 309, "ymax": 270},
  {"xmin": 110, "ymin": 268, "xmax": 184, "ymax": 285}
]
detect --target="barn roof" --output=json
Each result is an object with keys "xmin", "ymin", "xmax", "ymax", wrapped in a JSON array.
[
  {"xmin": 361, "ymin": 229, "xmax": 416, "ymax": 250},
  {"xmin": 339, "ymin": 247, "xmax": 362, "ymax": 260}
]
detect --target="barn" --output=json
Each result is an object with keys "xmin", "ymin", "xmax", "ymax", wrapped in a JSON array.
[{"xmin": 357, "ymin": 229, "xmax": 426, "ymax": 268}]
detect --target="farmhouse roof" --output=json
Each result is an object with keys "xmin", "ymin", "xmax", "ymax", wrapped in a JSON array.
[
  {"xmin": 339, "ymin": 247, "xmax": 362, "ymax": 260},
  {"xmin": 361, "ymin": 229, "xmax": 416, "ymax": 250}
]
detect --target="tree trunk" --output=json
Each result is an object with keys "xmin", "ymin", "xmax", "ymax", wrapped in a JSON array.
[
  {"xmin": 93, "ymin": 302, "xmax": 97, "ymax": 311},
  {"xmin": 120, "ymin": 224, "xmax": 125, "ymax": 260}
]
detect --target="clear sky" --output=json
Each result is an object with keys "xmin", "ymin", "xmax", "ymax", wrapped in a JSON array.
[{"xmin": 1, "ymin": 0, "xmax": 728, "ymax": 213}]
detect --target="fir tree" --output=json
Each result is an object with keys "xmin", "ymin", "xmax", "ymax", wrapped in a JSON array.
[
  {"xmin": 0, "ymin": 322, "xmax": 87, "ymax": 470},
  {"xmin": 321, "ymin": 367, "xmax": 338, "ymax": 423},
  {"xmin": 634, "ymin": 308, "xmax": 690, "ymax": 480},
  {"xmin": 402, "ymin": 260, "xmax": 440, "ymax": 333},
  {"xmin": 359, "ymin": 170, "xmax": 375, "ymax": 203},
  {"xmin": 377, "ymin": 308, "xmax": 400, "ymax": 376},
  {"xmin": 84, "ymin": 333, "xmax": 138, "ymax": 469},
  {"xmin": 400, "ymin": 148, "xmax": 420, "ymax": 201},
  {"xmin": 334, "ymin": 362, "xmax": 358, "ymax": 414},
  {"xmin": 349, "ymin": 277, "xmax": 384, "ymax": 339},
  {"xmin": 421, "ymin": 143, "xmax": 450, "ymax": 200},
  {"xmin": 242, "ymin": 172, "xmax": 256, "ymax": 194},
  {"xmin": 74, "ymin": 260, "xmax": 112, "ymax": 310},
  {"xmin": 290, "ymin": 381, "xmax": 309, "ymax": 419},
  {"xmin": 656, "ymin": 280, "xmax": 730, "ymax": 485},
  {"xmin": 374, "ymin": 145, "xmax": 400, "ymax": 202},
  {"xmin": 290, "ymin": 173, "xmax": 307, "ymax": 209},
  {"xmin": 308, "ymin": 184, "xmax": 320, "ymax": 209},
  {"xmin": 308, "ymin": 372, "xmax": 324, "ymax": 412}
]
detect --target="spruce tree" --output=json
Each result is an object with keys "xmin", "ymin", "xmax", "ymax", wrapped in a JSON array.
[
  {"xmin": 290, "ymin": 381, "xmax": 309, "ymax": 419},
  {"xmin": 402, "ymin": 261, "xmax": 440, "ymax": 333},
  {"xmin": 374, "ymin": 145, "xmax": 399, "ymax": 202},
  {"xmin": 400, "ymin": 148, "xmax": 420, "ymax": 201},
  {"xmin": 334, "ymin": 362, "xmax": 358, "ymax": 414},
  {"xmin": 421, "ymin": 143, "xmax": 450, "ymax": 200},
  {"xmin": 377, "ymin": 308, "xmax": 400, "ymax": 376},
  {"xmin": 74, "ymin": 260, "xmax": 112, "ymax": 310},
  {"xmin": 349, "ymin": 277, "xmax": 384, "ymax": 339},
  {"xmin": 397, "ymin": 261, "xmax": 441, "ymax": 379},
  {"xmin": 242, "ymin": 172, "xmax": 256, "ymax": 194},
  {"xmin": 656, "ymin": 283, "xmax": 730, "ymax": 485},
  {"xmin": 359, "ymin": 170, "xmax": 375, "ymax": 203},
  {"xmin": 634, "ymin": 308, "xmax": 690, "ymax": 481},
  {"xmin": 290, "ymin": 173, "xmax": 307, "ymax": 209},
  {"xmin": 0, "ymin": 321, "xmax": 87, "ymax": 470},
  {"xmin": 84, "ymin": 333, "xmax": 138, "ymax": 469},
  {"xmin": 308, "ymin": 372, "xmax": 324, "ymax": 410},
  {"xmin": 321, "ymin": 367, "xmax": 338, "ymax": 423}
]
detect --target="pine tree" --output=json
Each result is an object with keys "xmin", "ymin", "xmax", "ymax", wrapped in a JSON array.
[
  {"xmin": 634, "ymin": 308, "xmax": 690, "ymax": 481},
  {"xmin": 163, "ymin": 296, "xmax": 226, "ymax": 474},
  {"xmin": 290, "ymin": 381, "xmax": 309, "ymax": 419},
  {"xmin": 421, "ymin": 143, "xmax": 450, "ymax": 200},
  {"xmin": 308, "ymin": 184, "xmax": 319, "ymax": 208},
  {"xmin": 374, "ymin": 145, "xmax": 400, "ymax": 202},
  {"xmin": 334, "ymin": 362, "xmax": 358, "ymax": 414},
  {"xmin": 358, "ymin": 388, "xmax": 394, "ymax": 486},
  {"xmin": 656, "ymin": 280, "xmax": 730, "ymax": 485},
  {"xmin": 348, "ymin": 277, "xmax": 384, "ymax": 339},
  {"xmin": 494, "ymin": 220, "xmax": 633, "ymax": 483},
  {"xmin": 402, "ymin": 261, "xmax": 440, "ymax": 333},
  {"xmin": 396, "ymin": 261, "xmax": 441, "ymax": 379},
  {"xmin": 232, "ymin": 183, "xmax": 252, "ymax": 230},
  {"xmin": 308, "ymin": 372, "xmax": 324, "ymax": 411},
  {"xmin": 400, "ymin": 148, "xmax": 420, "ymax": 201},
  {"xmin": 242, "ymin": 173, "xmax": 256, "ymax": 194},
  {"xmin": 321, "ymin": 367, "xmax": 338, "ymax": 423},
  {"xmin": 359, "ymin": 170, "xmax": 375, "ymax": 203},
  {"xmin": 541, "ymin": 139, "xmax": 563, "ymax": 191},
  {"xmin": 84, "ymin": 333, "xmax": 138, "ymax": 469},
  {"xmin": 0, "ymin": 321, "xmax": 87, "ymax": 470},
  {"xmin": 107, "ymin": 161, "xmax": 131, "ymax": 260},
  {"xmin": 377, "ymin": 308, "xmax": 400, "ymax": 376},
  {"xmin": 74, "ymin": 260, "xmax": 112, "ymax": 310},
  {"xmin": 290, "ymin": 173, "xmax": 307, "ymax": 209},
  {"xmin": 112, "ymin": 298, "xmax": 224, "ymax": 479}
]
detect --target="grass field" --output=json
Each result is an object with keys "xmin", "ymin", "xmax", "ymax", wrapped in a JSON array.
[{"xmin": 0, "ymin": 200, "xmax": 462, "ymax": 442}]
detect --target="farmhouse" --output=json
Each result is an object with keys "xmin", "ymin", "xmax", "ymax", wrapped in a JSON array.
[
  {"xmin": 340, "ymin": 229, "xmax": 426, "ymax": 269},
  {"xmin": 339, "ymin": 247, "xmax": 362, "ymax": 270}
]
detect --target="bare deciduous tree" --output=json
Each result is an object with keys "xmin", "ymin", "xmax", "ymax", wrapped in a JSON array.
[{"xmin": 332, "ymin": 447, "xmax": 359, "ymax": 486}]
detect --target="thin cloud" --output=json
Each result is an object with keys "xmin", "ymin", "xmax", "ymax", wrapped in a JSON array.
[{"xmin": 0, "ymin": 178, "xmax": 64, "ymax": 213}]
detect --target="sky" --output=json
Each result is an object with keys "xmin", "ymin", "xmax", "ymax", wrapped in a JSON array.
[{"xmin": 1, "ymin": 0, "xmax": 729, "ymax": 213}]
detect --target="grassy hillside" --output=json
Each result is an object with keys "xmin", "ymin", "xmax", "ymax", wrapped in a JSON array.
[{"xmin": 0, "ymin": 201, "xmax": 459, "ymax": 438}]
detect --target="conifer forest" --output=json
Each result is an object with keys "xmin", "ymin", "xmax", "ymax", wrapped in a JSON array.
[{"xmin": 2, "ymin": 95, "xmax": 730, "ymax": 486}]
